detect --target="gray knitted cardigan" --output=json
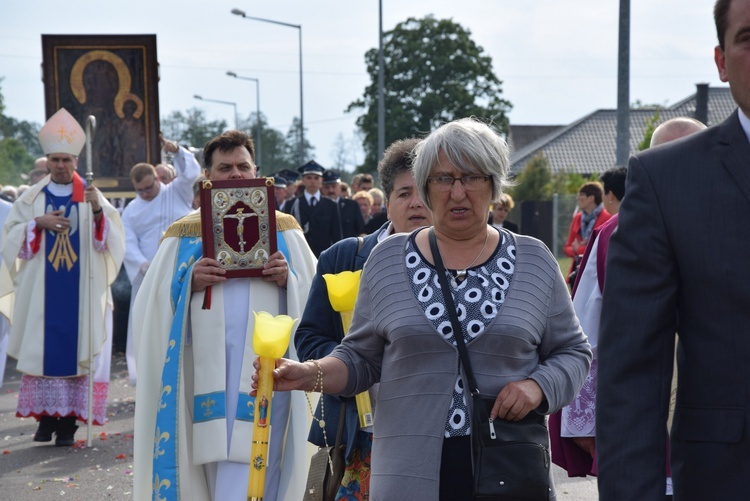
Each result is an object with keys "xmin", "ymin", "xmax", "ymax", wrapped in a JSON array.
[{"xmin": 330, "ymin": 231, "xmax": 591, "ymax": 501}]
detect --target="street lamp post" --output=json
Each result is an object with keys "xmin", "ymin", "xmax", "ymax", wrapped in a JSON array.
[
  {"xmin": 227, "ymin": 71, "xmax": 262, "ymax": 164},
  {"xmin": 231, "ymin": 8, "xmax": 304, "ymax": 166},
  {"xmin": 193, "ymin": 94, "xmax": 238, "ymax": 130}
]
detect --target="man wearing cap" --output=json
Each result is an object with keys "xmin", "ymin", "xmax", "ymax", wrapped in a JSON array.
[
  {"xmin": 274, "ymin": 168, "xmax": 300, "ymax": 211},
  {"xmin": 272, "ymin": 175, "xmax": 289, "ymax": 210},
  {"xmin": 322, "ymin": 169, "xmax": 365, "ymax": 238},
  {"xmin": 283, "ymin": 160, "xmax": 342, "ymax": 257},
  {"xmin": 0, "ymin": 108, "xmax": 125, "ymax": 446},
  {"xmin": 120, "ymin": 135, "xmax": 201, "ymax": 385}
]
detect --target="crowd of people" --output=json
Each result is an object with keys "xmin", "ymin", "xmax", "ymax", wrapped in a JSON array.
[{"xmin": 0, "ymin": 2, "xmax": 748, "ymax": 499}]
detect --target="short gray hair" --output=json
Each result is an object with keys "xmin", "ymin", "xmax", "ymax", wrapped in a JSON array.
[{"xmin": 413, "ymin": 117, "xmax": 511, "ymax": 210}]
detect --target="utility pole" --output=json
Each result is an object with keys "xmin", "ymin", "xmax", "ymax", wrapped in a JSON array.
[{"xmin": 615, "ymin": 0, "xmax": 630, "ymax": 166}]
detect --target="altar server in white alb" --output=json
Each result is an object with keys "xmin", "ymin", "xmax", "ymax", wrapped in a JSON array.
[
  {"xmin": 132, "ymin": 130, "xmax": 317, "ymax": 500},
  {"xmin": 121, "ymin": 135, "xmax": 201, "ymax": 385},
  {"xmin": 0, "ymin": 108, "xmax": 125, "ymax": 446}
]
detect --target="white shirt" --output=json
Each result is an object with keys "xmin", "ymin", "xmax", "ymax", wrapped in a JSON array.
[
  {"xmin": 121, "ymin": 147, "xmax": 201, "ymax": 282},
  {"xmin": 304, "ymin": 191, "xmax": 320, "ymax": 206}
]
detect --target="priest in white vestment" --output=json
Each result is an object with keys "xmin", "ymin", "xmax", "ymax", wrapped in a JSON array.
[
  {"xmin": 0, "ymin": 197, "xmax": 13, "ymax": 387},
  {"xmin": 132, "ymin": 130, "xmax": 316, "ymax": 501},
  {"xmin": 121, "ymin": 137, "xmax": 201, "ymax": 385},
  {"xmin": 0, "ymin": 108, "xmax": 125, "ymax": 446}
]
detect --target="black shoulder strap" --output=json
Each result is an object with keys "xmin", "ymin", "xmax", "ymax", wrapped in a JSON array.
[
  {"xmin": 349, "ymin": 236, "xmax": 364, "ymax": 270},
  {"xmin": 428, "ymin": 228, "xmax": 479, "ymax": 397},
  {"xmin": 335, "ymin": 402, "xmax": 346, "ymax": 447}
]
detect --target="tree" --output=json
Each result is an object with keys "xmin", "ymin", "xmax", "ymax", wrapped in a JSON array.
[
  {"xmin": 330, "ymin": 132, "xmax": 363, "ymax": 173},
  {"xmin": 631, "ymin": 99, "xmax": 667, "ymax": 109},
  {"xmin": 0, "ymin": 136, "xmax": 34, "ymax": 186},
  {"xmin": 285, "ymin": 117, "xmax": 314, "ymax": 167},
  {"xmin": 509, "ymin": 153, "xmax": 553, "ymax": 203},
  {"xmin": 638, "ymin": 109, "xmax": 661, "ymax": 151},
  {"xmin": 550, "ymin": 169, "xmax": 587, "ymax": 196},
  {"xmin": 161, "ymin": 108, "xmax": 228, "ymax": 150},
  {"xmin": 238, "ymin": 112, "xmax": 305, "ymax": 174},
  {"xmin": 0, "ymin": 78, "xmax": 41, "ymax": 185},
  {"xmin": 330, "ymin": 133, "xmax": 348, "ymax": 172},
  {"xmin": 161, "ymin": 107, "xmax": 314, "ymax": 174},
  {"xmin": 348, "ymin": 16, "xmax": 512, "ymax": 170}
]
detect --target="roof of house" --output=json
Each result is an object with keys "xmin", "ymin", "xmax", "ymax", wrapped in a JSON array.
[
  {"xmin": 509, "ymin": 86, "xmax": 737, "ymax": 175},
  {"xmin": 507, "ymin": 125, "xmax": 565, "ymax": 152}
]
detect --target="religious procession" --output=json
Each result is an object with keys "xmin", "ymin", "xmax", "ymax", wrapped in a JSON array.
[{"xmin": 1, "ymin": 1, "xmax": 748, "ymax": 500}]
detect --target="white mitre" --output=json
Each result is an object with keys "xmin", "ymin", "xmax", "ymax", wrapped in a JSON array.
[{"xmin": 38, "ymin": 108, "xmax": 85, "ymax": 156}]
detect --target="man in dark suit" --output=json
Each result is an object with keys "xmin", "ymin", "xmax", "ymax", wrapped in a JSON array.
[
  {"xmin": 321, "ymin": 170, "xmax": 365, "ymax": 237},
  {"xmin": 283, "ymin": 161, "xmax": 342, "ymax": 257},
  {"xmin": 273, "ymin": 168, "xmax": 299, "ymax": 212},
  {"xmin": 272, "ymin": 175, "xmax": 288, "ymax": 210},
  {"xmin": 597, "ymin": 1, "xmax": 750, "ymax": 498}
]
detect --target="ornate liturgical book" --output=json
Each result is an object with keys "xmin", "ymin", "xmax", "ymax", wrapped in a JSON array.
[{"xmin": 199, "ymin": 178, "xmax": 277, "ymax": 278}]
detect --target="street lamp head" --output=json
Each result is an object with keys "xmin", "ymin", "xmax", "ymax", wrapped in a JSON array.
[
  {"xmin": 227, "ymin": 71, "xmax": 237, "ymax": 78},
  {"xmin": 229, "ymin": 9, "xmax": 303, "ymax": 165},
  {"xmin": 193, "ymin": 95, "xmax": 203, "ymax": 100}
]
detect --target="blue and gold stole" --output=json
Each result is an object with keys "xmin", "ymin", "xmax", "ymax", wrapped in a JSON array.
[
  {"xmin": 43, "ymin": 190, "xmax": 80, "ymax": 376},
  {"xmin": 152, "ymin": 229, "xmax": 292, "ymax": 500}
]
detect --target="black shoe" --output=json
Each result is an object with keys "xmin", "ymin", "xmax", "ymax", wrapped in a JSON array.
[
  {"xmin": 55, "ymin": 416, "xmax": 79, "ymax": 447},
  {"xmin": 33, "ymin": 416, "xmax": 58, "ymax": 442}
]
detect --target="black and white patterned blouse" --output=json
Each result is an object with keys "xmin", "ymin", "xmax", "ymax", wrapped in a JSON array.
[{"xmin": 405, "ymin": 228, "xmax": 516, "ymax": 437}]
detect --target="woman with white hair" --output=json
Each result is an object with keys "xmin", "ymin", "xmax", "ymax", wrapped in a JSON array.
[{"xmin": 255, "ymin": 118, "xmax": 591, "ymax": 500}]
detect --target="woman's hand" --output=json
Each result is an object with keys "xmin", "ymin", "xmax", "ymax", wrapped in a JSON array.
[
  {"xmin": 491, "ymin": 379, "xmax": 544, "ymax": 421},
  {"xmin": 250, "ymin": 357, "xmax": 316, "ymax": 395}
]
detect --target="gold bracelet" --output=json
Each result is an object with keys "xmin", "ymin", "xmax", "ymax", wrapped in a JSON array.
[{"xmin": 311, "ymin": 359, "xmax": 323, "ymax": 393}]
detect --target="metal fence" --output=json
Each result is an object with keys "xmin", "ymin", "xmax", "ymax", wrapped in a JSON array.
[{"xmin": 517, "ymin": 193, "xmax": 577, "ymax": 258}]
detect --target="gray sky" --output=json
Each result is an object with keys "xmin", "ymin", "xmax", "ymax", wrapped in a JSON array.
[{"xmin": 0, "ymin": 0, "xmax": 725, "ymax": 170}]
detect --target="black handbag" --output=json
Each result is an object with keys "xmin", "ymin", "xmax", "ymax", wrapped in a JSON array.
[
  {"xmin": 429, "ymin": 228, "xmax": 551, "ymax": 501},
  {"xmin": 303, "ymin": 403, "xmax": 347, "ymax": 501}
]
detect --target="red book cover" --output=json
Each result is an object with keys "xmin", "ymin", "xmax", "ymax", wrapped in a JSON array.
[{"xmin": 199, "ymin": 178, "xmax": 277, "ymax": 279}]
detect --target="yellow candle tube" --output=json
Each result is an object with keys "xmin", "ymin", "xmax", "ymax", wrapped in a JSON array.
[
  {"xmin": 248, "ymin": 312, "xmax": 296, "ymax": 501},
  {"xmin": 323, "ymin": 271, "xmax": 373, "ymax": 429},
  {"xmin": 248, "ymin": 355, "xmax": 274, "ymax": 500},
  {"xmin": 354, "ymin": 392, "xmax": 374, "ymax": 428},
  {"xmin": 340, "ymin": 310, "xmax": 354, "ymax": 333}
]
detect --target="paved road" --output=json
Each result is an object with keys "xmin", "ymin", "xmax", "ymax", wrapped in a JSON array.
[
  {"xmin": 0, "ymin": 354, "xmax": 599, "ymax": 500},
  {"xmin": 0, "ymin": 355, "xmax": 135, "ymax": 500}
]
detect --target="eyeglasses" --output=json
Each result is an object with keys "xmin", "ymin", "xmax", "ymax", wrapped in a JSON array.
[
  {"xmin": 427, "ymin": 175, "xmax": 490, "ymax": 191},
  {"xmin": 136, "ymin": 179, "xmax": 158, "ymax": 194}
]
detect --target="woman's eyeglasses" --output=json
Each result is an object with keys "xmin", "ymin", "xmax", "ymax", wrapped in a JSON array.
[{"xmin": 427, "ymin": 175, "xmax": 489, "ymax": 192}]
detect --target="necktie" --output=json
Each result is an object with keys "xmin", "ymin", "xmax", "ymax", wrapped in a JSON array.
[{"xmin": 310, "ymin": 197, "xmax": 317, "ymax": 207}]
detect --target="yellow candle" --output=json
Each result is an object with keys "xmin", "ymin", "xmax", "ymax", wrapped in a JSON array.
[
  {"xmin": 323, "ymin": 271, "xmax": 373, "ymax": 428},
  {"xmin": 324, "ymin": 270, "xmax": 362, "ymax": 312},
  {"xmin": 247, "ymin": 312, "xmax": 296, "ymax": 501}
]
